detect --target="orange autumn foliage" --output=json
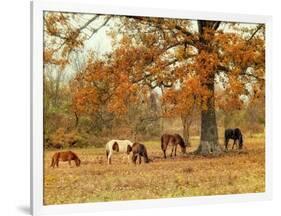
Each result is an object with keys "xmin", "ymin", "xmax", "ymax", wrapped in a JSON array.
[{"xmin": 44, "ymin": 12, "xmax": 265, "ymax": 143}]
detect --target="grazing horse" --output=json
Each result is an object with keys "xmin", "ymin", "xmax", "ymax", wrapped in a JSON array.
[
  {"xmin": 224, "ymin": 128, "xmax": 243, "ymax": 150},
  {"xmin": 105, "ymin": 139, "xmax": 133, "ymax": 164},
  {"xmin": 161, "ymin": 133, "xmax": 187, "ymax": 158},
  {"xmin": 127, "ymin": 142, "xmax": 150, "ymax": 164},
  {"xmin": 50, "ymin": 151, "xmax": 81, "ymax": 168}
]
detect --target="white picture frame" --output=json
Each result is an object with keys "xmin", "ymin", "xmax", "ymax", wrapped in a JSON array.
[{"xmin": 31, "ymin": 0, "xmax": 273, "ymax": 215}]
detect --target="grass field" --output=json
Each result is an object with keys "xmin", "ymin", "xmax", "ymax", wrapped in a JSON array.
[{"xmin": 43, "ymin": 135, "xmax": 265, "ymax": 205}]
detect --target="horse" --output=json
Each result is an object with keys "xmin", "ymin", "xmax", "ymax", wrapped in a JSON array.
[
  {"xmin": 224, "ymin": 128, "xmax": 243, "ymax": 150},
  {"xmin": 50, "ymin": 151, "xmax": 81, "ymax": 168},
  {"xmin": 127, "ymin": 142, "xmax": 150, "ymax": 164},
  {"xmin": 161, "ymin": 133, "xmax": 187, "ymax": 158},
  {"xmin": 105, "ymin": 139, "xmax": 133, "ymax": 164}
]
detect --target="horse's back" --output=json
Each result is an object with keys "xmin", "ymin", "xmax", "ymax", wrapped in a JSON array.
[
  {"xmin": 106, "ymin": 139, "xmax": 133, "ymax": 153},
  {"xmin": 225, "ymin": 128, "xmax": 234, "ymax": 138},
  {"xmin": 225, "ymin": 128, "xmax": 242, "ymax": 140},
  {"xmin": 132, "ymin": 142, "xmax": 149, "ymax": 163},
  {"xmin": 61, "ymin": 151, "xmax": 74, "ymax": 161},
  {"xmin": 161, "ymin": 134, "xmax": 172, "ymax": 147}
]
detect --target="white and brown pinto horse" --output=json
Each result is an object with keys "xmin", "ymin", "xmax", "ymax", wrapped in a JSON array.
[{"xmin": 105, "ymin": 139, "xmax": 133, "ymax": 164}]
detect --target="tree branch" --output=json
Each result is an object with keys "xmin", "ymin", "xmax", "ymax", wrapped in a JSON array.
[
  {"xmin": 216, "ymin": 64, "xmax": 264, "ymax": 81},
  {"xmin": 86, "ymin": 16, "xmax": 112, "ymax": 40},
  {"xmin": 247, "ymin": 24, "xmax": 263, "ymax": 41},
  {"xmin": 79, "ymin": 15, "xmax": 99, "ymax": 31}
]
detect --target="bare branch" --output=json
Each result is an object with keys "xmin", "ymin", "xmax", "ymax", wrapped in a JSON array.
[
  {"xmin": 86, "ymin": 16, "xmax": 112, "ymax": 39},
  {"xmin": 79, "ymin": 15, "xmax": 99, "ymax": 31},
  {"xmin": 247, "ymin": 24, "xmax": 263, "ymax": 41}
]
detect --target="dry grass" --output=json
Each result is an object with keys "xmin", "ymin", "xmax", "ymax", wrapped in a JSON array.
[{"xmin": 43, "ymin": 135, "xmax": 265, "ymax": 205}]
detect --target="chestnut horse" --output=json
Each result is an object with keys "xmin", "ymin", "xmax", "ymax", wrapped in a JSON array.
[
  {"xmin": 161, "ymin": 133, "xmax": 187, "ymax": 158},
  {"xmin": 50, "ymin": 151, "xmax": 81, "ymax": 168}
]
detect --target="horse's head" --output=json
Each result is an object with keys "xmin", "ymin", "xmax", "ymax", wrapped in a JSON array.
[
  {"xmin": 180, "ymin": 138, "xmax": 189, "ymax": 154},
  {"xmin": 181, "ymin": 145, "xmax": 186, "ymax": 154},
  {"xmin": 75, "ymin": 158, "xmax": 81, "ymax": 167},
  {"xmin": 127, "ymin": 145, "xmax": 132, "ymax": 154},
  {"xmin": 239, "ymin": 135, "xmax": 243, "ymax": 149}
]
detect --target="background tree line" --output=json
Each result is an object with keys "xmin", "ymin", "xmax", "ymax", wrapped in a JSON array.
[{"xmin": 43, "ymin": 12, "xmax": 265, "ymax": 154}]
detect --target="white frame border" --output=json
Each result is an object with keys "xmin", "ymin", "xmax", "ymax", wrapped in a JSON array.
[{"xmin": 31, "ymin": 0, "xmax": 273, "ymax": 215}]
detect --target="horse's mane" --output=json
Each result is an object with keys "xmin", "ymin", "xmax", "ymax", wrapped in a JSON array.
[{"xmin": 70, "ymin": 151, "xmax": 79, "ymax": 158}]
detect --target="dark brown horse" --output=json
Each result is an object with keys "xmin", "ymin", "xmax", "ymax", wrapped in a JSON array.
[
  {"xmin": 127, "ymin": 142, "xmax": 150, "ymax": 164},
  {"xmin": 224, "ymin": 128, "xmax": 243, "ymax": 150},
  {"xmin": 161, "ymin": 133, "xmax": 187, "ymax": 158},
  {"xmin": 50, "ymin": 151, "xmax": 81, "ymax": 168}
]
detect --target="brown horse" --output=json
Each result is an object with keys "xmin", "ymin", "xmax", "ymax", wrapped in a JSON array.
[
  {"xmin": 127, "ymin": 142, "xmax": 150, "ymax": 164},
  {"xmin": 161, "ymin": 133, "xmax": 187, "ymax": 158},
  {"xmin": 50, "ymin": 151, "xmax": 81, "ymax": 168}
]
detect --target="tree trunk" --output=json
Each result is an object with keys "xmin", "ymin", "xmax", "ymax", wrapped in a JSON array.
[
  {"xmin": 194, "ymin": 20, "xmax": 222, "ymax": 155},
  {"xmin": 195, "ymin": 80, "xmax": 222, "ymax": 155},
  {"xmin": 181, "ymin": 115, "xmax": 192, "ymax": 147}
]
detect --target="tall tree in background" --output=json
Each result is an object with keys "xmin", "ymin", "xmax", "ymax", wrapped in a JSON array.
[
  {"xmin": 43, "ymin": 12, "xmax": 112, "ymax": 128},
  {"xmin": 44, "ymin": 12, "xmax": 265, "ymax": 154},
  {"xmin": 117, "ymin": 18, "xmax": 265, "ymax": 154}
]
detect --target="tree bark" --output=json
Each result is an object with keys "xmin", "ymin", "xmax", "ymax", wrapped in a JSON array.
[
  {"xmin": 195, "ymin": 79, "xmax": 222, "ymax": 155},
  {"xmin": 181, "ymin": 115, "xmax": 192, "ymax": 147},
  {"xmin": 195, "ymin": 20, "xmax": 222, "ymax": 155}
]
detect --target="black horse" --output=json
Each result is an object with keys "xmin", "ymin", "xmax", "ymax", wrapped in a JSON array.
[{"xmin": 224, "ymin": 128, "xmax": 243, "ymax": 150}]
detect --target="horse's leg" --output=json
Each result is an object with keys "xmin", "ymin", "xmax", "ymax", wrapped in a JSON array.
[
  {"xmin": 108, "ymin": 153, "xmax": 112, "ymax": 165},
  {"xmin": 68, "ymin": 159, "xmax": 71, "ymax": 167},
  {"xmin": 174, "ymin": 144, "xmax": 177, "ymax": 157},
  {"xmin": 132, "ymin": 154, "xmax": 137, "ymax": 165},
  {"xmin": 225, "ymin": 138, "xmax": 229, "ymax": 150},
  {"xmin": 163, "ymin": 150, "xmax": 166, "ymax": 159},
  {"xmin": 236, "ymin": 139, "xmax": 240, "ymax": 149},
  {"xmin": 232, "ymin": 139, "xmax": 236, "ymax": 150},
  {"xmin": 170, "ymin": 145, "xmax": 174, "ymax": 157},
  {"xmin": 56, "ymin": 160, "xmax": 59, "ymax": 168},
  {"xmin": 238, "ymin": 136, "xmax": 243, "ymax": 149},
  {"xmin": 138, "ymin": 154, "xmax": 142, "ymax": 164}
]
